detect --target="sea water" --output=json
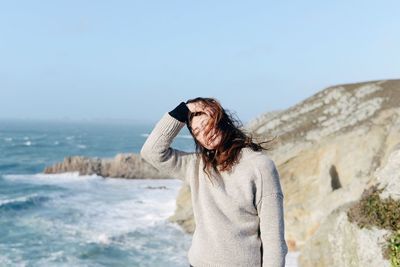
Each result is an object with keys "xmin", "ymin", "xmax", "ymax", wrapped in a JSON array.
[{"xmin": 0, "ymin": 119, "xmax": 299, "ymax": 266}]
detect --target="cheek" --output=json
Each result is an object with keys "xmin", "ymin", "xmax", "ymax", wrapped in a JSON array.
[
  {"xmin": 199, "ymin": 134, "xmax": 209, "ymax": 145},
  {"xmin": 211, "ymin": 133, "xmax": 222, "ymax": 146},
  {"xmin": 199, "ymin": 133, "xmax": 214, "ymax": 148},
  {"xmin": 192, "ymin": 132, "xmax": 206, "ymax": 145}
]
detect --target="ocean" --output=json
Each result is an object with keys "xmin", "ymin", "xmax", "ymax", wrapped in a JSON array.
[{"xmin": 0, "ymin": 119, "xmax": 299, "ymax": 266}]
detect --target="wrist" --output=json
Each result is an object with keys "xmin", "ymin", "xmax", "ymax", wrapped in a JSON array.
[{"xmin": 168, "ymin": 102, "xmax": 190, "ymax": 123}]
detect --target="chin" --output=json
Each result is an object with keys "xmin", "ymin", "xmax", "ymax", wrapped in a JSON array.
[
  {"xmin": 202, "ymin": 144, "xmax": 215, "ymax": 150},
  {"xmin": 206, "ymin": 144, "xmax": 218, "ymax": 150},
  {"xmin": 202, "ymin": 140, "xmax": 220, "ymax": 150}
]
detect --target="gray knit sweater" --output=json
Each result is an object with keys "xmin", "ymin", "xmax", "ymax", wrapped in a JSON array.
[{"xmin": 140, "ymin": 112, "xmax": 288, "ymax": 267}]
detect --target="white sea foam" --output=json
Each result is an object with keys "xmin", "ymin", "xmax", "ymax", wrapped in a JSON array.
[
  {"xmin": 3, "ymin": 172, "xmax": 100, "ymax": 185},
  {"xmin": 96, "ymin": 233, "xmax": 111, "ymax": 245},
  {"xmin": 0, "ymin": 194, "xmax": 39, "ymax": 207},
  {"xmin": 4, "ymin": 172, "xmax": 83, "ymax": 180},
  {"xmin": 1, "ymin": 172, "xmax": 298, "ymax": 266},
  {"xmin": 0, "ymin": 244, "xmax": 27, "ymax": 267},
  {"xmin": 24, "ymin": 141, "xmax": 32, "ymax": 146},
  {"xmin": 4, "ymin": 173, "xmax": 183, "ymax": 245}
]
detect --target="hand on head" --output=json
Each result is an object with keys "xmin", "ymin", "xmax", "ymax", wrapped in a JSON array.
[
  {"xmin": 186, "ymin": 101, "xmax": 214, "ymax": 132},
  {"xmin": 186, "ymin": 101, "xmax": 216, "ymax": 119},
  {"xmin": 186, "ymin": 100, "xmax": 221, "ymax": 150}
]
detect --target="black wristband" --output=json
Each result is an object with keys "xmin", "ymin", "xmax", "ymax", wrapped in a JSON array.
[{"xmin": 168, "ymin": 102, "xmax": 190, "ymax": 123}]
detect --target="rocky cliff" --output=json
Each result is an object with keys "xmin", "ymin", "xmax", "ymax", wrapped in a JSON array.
[{"xmin": 245, "ymin": 79, "xmax": 400, "ymax": 252}]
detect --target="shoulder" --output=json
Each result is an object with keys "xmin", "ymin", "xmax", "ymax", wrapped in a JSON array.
[
  {"xmin": 239, "ymin": 147, "xmax": 276, "ymax": 170},
  {"xmin": 240, "ymin": 147, "xmax": 282, "ymax": 196}
]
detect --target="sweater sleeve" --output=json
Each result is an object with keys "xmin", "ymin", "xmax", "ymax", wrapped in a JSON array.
[
  {"xmin": 140, "ymin": 109, "xmax": 197, "ymax": 183},
  {"xmin": 256, "ymin": 158, "xmax": 288, "ymax": 267}
]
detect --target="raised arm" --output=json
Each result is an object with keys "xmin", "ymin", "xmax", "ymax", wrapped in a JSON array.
[
  {"xmin": 140, "ymin": 102, "xmax": 197, "ymax": 183},
  {"xmin": 256, "ymin": 158, "xmax": 288, "ymax": 267}
]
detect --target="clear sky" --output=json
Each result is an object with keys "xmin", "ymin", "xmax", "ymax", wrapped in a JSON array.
[{"xmin": 1, "ymin": 1, "xmax": 399, "ymax": 124}]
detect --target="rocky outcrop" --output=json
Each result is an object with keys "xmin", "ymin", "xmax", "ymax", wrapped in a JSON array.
[
  {"xmin": 167, "ymin": 184, "xmax": 195, "ymax": 233},
  {"xmin": 298, "ymin": 144, "xmax": 400, "ymax": 267},
  {"xmin": 298, "ymin": 201, "xmax": 391, "ymax": 267},
  {"xmin": 44, "ymin": 153, "xmax": 169, "ymax": 179},
  {"xmin": 374, "ymin": 143, "xmax": 400, "ymax": 200},
  {"xmin": 243, "ymin": 79, "xmax": 400, "ymax": 252}
]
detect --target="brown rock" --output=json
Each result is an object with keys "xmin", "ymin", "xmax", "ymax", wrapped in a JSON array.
[{"xmin": 43, "ymin": 153, "xmax": 170, "ymax": 179}]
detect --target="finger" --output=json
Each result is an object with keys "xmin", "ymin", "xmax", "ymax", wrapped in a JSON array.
[
  {"xmin": 189, "ymin": 102, "xmax": 216, "ymax": 118},
  {"xmin": 186, "ymin": 103, "xmax": 197, "ymax": 113}
]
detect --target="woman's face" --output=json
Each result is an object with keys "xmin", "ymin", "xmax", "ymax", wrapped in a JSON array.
[{"xmin": 190, "ymin": 113, "xmax": 222, "ymax": 150}]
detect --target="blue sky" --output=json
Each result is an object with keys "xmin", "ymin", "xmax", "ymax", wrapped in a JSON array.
[{"xmin": 1, "ymin": 1, "xmax": 399, "ymax": 124}]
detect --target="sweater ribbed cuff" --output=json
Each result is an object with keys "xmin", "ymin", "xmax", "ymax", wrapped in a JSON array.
[{"xmin": 168, "ymin": 102, "xmax": 190, "ymax": 123}]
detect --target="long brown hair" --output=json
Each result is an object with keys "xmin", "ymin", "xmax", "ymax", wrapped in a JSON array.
[{"xmin": 185, "ymin": 97, "xmax": 276, "ymax": 184}]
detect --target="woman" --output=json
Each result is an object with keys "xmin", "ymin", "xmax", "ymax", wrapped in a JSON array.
[{"xmin": 140, "ymin": 97, "xmax": 288, "ymax": 267}]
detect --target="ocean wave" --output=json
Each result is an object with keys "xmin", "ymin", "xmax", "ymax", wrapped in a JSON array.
[
  {"xmin": 3, "ymin": 172, "xmax": 102, "ymax": 185},
  {"xmin": 0, "ymin": 163, "xmax": 20, "ymax": 170},
  {"xmin": 0, "ymin": 194, "xmax": 50, "ymax": 211},
  {"xmin": 0, "ymin": 253, "xmax": 26, "ymax": 267},
  {"xmin": 24, "ymin": 141, "xmax": 32, "ymax": 146}
]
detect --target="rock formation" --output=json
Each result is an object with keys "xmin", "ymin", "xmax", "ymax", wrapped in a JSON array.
[
  {"xmin": 167, "ymin": 185, "xmax": 195, "ymax": 233},
  {"xmin": 245, "ymin": 79, "xmax": 400, "ymax": 252},
  {"xmin": 43, "ymin": 153, "xmax": 169, "ymax": 179},
  {"xmin": 297, "ymin": 145, "xmax": 400, "ymax": 267}
]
